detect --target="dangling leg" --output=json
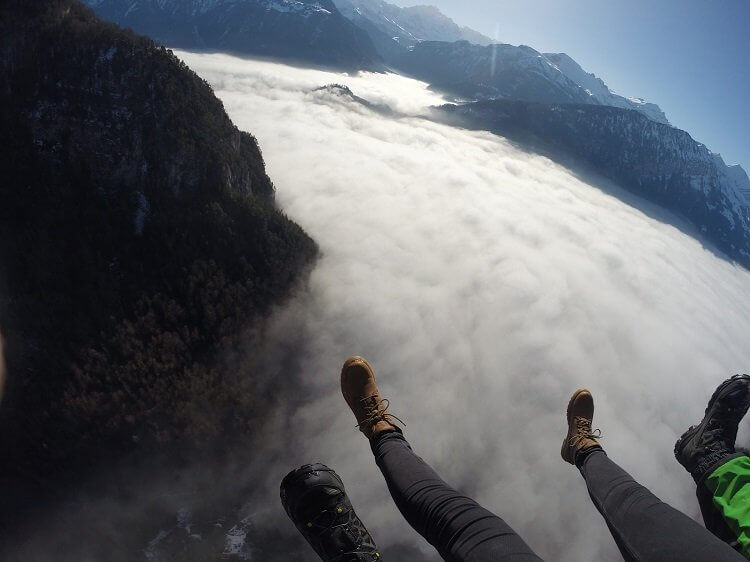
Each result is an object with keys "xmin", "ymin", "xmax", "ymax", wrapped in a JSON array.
[
  {"xmin": 674, "ymin": 375, "xmax": 750, "ymax": 556},
  {"xmin": 562, "ymin": 389, "xmax": 745, "ymax": 562},
  {"xmin": 342, "ymin": 356, "xmax": 543, "ymax": 562}
]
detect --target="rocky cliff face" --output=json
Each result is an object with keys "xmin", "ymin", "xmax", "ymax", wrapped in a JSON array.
[
  {"xmin": 396, "ymin": 41, "xmax": 597, "ymax": 105},
  {"xmin": 84, "ymin": 0, "xmax": 382, "ymax": 70},
  {"xmin": 441, "ymin": 100, "xmax": 750, "ymax": 266},
  {"xmin": 9, "ymin": 26, "xmax": 274, "ymax": 205}
]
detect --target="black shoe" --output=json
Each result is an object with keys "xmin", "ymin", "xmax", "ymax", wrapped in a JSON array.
[
  {"xmin": 674, "ymin": 374, "xmax": 750, "ymax": 483},
  {"xmin": 280, "ymin": 463, "xmax": 382, "ymax": 562}
]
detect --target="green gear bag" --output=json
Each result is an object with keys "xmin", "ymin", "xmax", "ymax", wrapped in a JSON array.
[{"xmin": 706, "ymin": 455, "xmax": 750, "ymax": 559}]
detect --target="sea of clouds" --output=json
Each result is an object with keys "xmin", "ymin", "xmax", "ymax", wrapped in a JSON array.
[{"xmin": 169, "ymin": 51, "xmax": 750, "ymax": 561}]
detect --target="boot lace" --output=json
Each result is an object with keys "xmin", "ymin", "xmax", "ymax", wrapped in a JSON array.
[
  {"xmin": 356, "ymin": 397, "xmax": 405, "ymax": 432},
  {"xmin": 570, "ymin": 416, "xmax": 602, "ymax": 448}
]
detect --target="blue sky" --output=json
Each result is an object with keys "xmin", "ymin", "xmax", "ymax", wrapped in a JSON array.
[{"xmin": 392, "ymin": 0, "xmax": 750, "ymax": 173}]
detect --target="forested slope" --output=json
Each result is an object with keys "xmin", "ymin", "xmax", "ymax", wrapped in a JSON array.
[{"xmin": 0, "ymin": 0, "xmax": 317, "ymax": 518}]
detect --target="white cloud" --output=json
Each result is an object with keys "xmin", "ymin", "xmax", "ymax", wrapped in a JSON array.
[
  {"xmin": 173, "ymin": 51, "xmax": 750, "ymax": 561},
  {"xmin": 13, "ymin": 50, "xmax": 710, "ymax": 561}
]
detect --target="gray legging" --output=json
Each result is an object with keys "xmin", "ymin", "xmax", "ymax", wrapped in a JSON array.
[{"xmin": 371, "ymin": 431, "xmax": 745, "ymax": 561}]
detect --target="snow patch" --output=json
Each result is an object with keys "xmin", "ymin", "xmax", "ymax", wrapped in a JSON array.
[
  {"xmin": 144, "ymin": 530, "xmax": 170, "ymax": 560},
  {"xmin": 223, "ymin": 518, "xmax": 252, "ymax": 559},
  {"xmin": 98, "ymin": 47, "xmax": 118, "ymax": 62},
  {"xmin": 265, "ymin": 0, "xmax": 331, "ymax": 16}
]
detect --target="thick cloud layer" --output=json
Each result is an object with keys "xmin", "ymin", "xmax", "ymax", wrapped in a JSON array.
[{"xmin": 185, "ymin": 52, "xmax": 750, "ymax": 561}]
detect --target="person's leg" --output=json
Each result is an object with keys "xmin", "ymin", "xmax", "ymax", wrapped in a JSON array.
[
  {"xmin": 371, "ymin": 429, "xmax": 542, "ymax": 562},
  {"xmin": 578, "ymin": 448, "xmax": 745, "ymax": 562},
  {"xmin": 705, "ymin": 454, "xmax": 750, "ymax": 559},
  {"xmin": 562, "ymin": 389, "xmax": 745, "ymax": 562},
  {"xmin": 341, "ymin": 356, "xmax": 542, "ymax": 562},
  {"xmin": 696, "ymin": 473, "xmax": 740, "ymax": 550},
  {"xmin": 674, "ymin": 374, "xmax": 750, "ymax": 553}
]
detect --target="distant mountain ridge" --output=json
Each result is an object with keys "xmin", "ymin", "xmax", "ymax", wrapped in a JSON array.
[
  {"xmin": 84, "ymin": 0, "xmax": 673, "ymax": 128},
  {"xmin": 544, "ymin": 52, "xmax": 669, "ymax": 125},
  {"xmin": 391, "ymin": 40, "xmax": 673, "ymax": 125},
  {"xmin": 333, "ymin": 0, "xmax": 492, "ymax": 46},
  {"xmin": 332, "ymin": 0, "xmax": 669, "ymax": 125},
  {"xmin": 337, "ymin": 1, "xmax": 750, "ymax": 252},
  {"xmin": 83, "ymin": 0, "xmax": 382, "ymax": 70},
  {"xmin": 395, "ymin": 41, "xmax": 593, "ymax": 104},
  {"xmin": 440, "ymin": 100, "xmax": 750, "ymax": 266}
]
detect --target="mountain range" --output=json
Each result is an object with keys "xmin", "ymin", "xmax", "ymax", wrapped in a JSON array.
[
  {"xmin": 543, "ymin": 52, "xmax": 669, "ymax": 124},
  {"xmin": 332, "ymin": 3, "xmax": 750, "ymax": 263},
  {"xmin": 83, "ymin": 0, "xmax": 381, "ymax": 70},
  {"xmin": 51, "ymin": 0, "xmax": 750, "ymax": 280},
  {"xmin": 439, "ymin": 100, "xmax": 750, "ymax": 267},
  {"xmin": 326, "ymin": 0, "xmax": 670, "ymax": 122},
  {"xmin": 333, "ymin": 0, "xmax": 492, "ymax": 47},
  {"xmin": 83, "ymin": 0, "xmax": 672, "ymax": 125}
]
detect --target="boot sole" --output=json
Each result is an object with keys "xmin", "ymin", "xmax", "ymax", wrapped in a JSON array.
[
  {"xmin": 674, "ymin": 374, "xmax": 750, "ymax": 461},
  {"xmin": 280, "ymin": 463, "xmax": 343, "ymax": 517}
]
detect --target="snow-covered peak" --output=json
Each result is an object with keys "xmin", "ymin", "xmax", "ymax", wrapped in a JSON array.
[
  {"xmin": 264, "ymin": 0, "xmax": 332, "ymax": 16},
  {"xmin": 543, "ymin": 52, "xmax": 610, "ymax": 101},
  {"xmin": 711, "ymin": 154, "xmax": 750, "ymax": 203},
  {"xmin": 625, "ymin": 96, "xmax": 670, "ymax": 125},
  {"xmin": 545, "ymin": 52, "xmax": 670, "ymax": 125},
  {"xmin": 333, "ymin": 0, "xmax": 491, "ymax": 45},
  {"xmin": 727, "ymin": 164, "xmax": 750, "ymax": 191}
]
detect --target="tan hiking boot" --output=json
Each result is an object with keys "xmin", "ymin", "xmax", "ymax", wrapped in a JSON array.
[
  {"xmin": 341, "ymin": 356, "xmax": 402, "ymax": 439},
  {"xmin": 561, "ymin": 389, "xmax": 602, "ymax": 464}
]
